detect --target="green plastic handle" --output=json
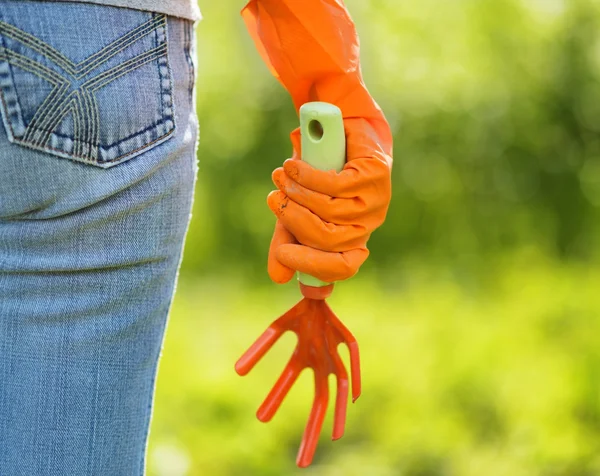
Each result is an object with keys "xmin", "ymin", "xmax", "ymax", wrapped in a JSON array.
[{"xmin": 297, "ymin": 102, "xmax": 346, "ymax": 288}]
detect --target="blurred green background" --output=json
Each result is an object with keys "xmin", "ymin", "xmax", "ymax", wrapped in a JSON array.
[{"xmin": 148, "ymin": 0, "xmax": 600, "ymax": 474}]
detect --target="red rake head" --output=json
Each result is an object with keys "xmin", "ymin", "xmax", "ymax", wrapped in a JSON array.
[{"xmin": 235, "ymin": 284, "xmax": 361, "ymax": 468}]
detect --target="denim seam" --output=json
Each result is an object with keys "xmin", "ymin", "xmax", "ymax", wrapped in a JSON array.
[
  {"xmin": 9, "ymin": 127, "xmax": 175, "ymax": 165},
  {"xmin": 154, "ymin": 14, "xmax": 164, "ymax": 129},
  {"xmin": 0, "ymin": 71, "xmax": 17, "ymax": 140},
  {"xmin": 29, "ymin": 88, "xmax": 77, "ymax": 147},
  {"xmin": 0, "ymin": 10, "xmax": 25, "ymax": 139},
  {"xmin": 27, "ymin": 119, "xmax": 169, "ymax": 149},
  {"xmin": 0, "ymin": 48, "xmax": 64, "ymax": 84},
  {"xmin": 31, "ymin": 85, "xmax": 170, "ymax": 163},
  {"xmin": 183, "ymin": 22, "xmax": 195, "ymax": 103},
  {"xmin": 75, "ymin": 91, "xmax": 86, "ymax": 157},
  {"xmin": 72, "ymin": 93, "xmax": 82, "ymax": 157},
  {"xmin": 84, "ymin": 88, "xmax": 100, "ymax": 158},
  {"xmin": 24, "ymin": 83, "xmax": 70, "ymax": 144},
  {"xmin": 159, "ymin": 15, "xmax": 175, "ymax": 135},
  {"xmin": 0, "ymin": 46, "xmax": 69, "ymax": 142},
  {"xmin": 84, "ymin": 44, "xmax": 167, "ymax": 91},
  {"xmin": 0, "ymin": 14, "xmax": 167, "ymax": 80},
  {"xmin": 25, "ymin": 83, "xmax": 70, "ymax": 142}
]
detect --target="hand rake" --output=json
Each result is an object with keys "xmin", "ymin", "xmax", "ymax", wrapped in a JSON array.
[{"xmin": 235, "ymin": 102, "xmax": 361, "ymax": 468}]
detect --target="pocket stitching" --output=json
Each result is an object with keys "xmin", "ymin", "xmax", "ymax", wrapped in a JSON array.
[
  {"xmin": 0, "ymin": 11, "xmax": 175, "ymax": 166},
  {"xmin": 0, "ymin": 14, "xmax": 167, "ymax": 79}
]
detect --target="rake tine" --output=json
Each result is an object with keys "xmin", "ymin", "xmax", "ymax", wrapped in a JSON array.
[
  {"xmin": 331, "ymin": 354, "xmax": 349, "ymax": 440},
  {"xmin": 257, "ymin": 357, "xmax": 302, "ymax": 422},
  {"xmin": 296, "ymin": 372, "xmax": 329, "ymax": 468},
  {"xmin": 322, "ymin": 302, "xmax": 362, "ymax": 402},
  {"xmin": 235, "ymin": 300, "xmax": 306, "ymax": 376},
  {"xmin": 235, "ymin": 326, "xmax": 284, "ymax": 376},
  {"xmin": 347, "ymin": 340, "xmax": 361, "ymax": 402}
]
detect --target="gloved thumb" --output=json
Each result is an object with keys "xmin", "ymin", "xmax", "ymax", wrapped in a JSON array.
[{"xmin": 289, "ymin": 127, "xmax": 302, "ymax": 161}]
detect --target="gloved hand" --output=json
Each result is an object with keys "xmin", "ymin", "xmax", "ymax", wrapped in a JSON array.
[
  {"xmin": 267, "ymin": 116, "xmax": 392, "ymax": 284},
  {"xmin": 241, "ymin": 0, "xmax": 394, "ymax": 284}
]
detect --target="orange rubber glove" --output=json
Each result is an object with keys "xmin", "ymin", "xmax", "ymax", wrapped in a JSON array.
[
  {"xmin": 267, "ymin": 118, "xmax": 392, "ymax": 283},
  {"xmin": 242, "ymin": 0, "xmax": 393, "ymax": 284}
]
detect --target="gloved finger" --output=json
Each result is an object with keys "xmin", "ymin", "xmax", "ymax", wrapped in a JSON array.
[
  {"xmin": 275, "ymin": 243, "xmax": 369, "ymax": 283},
  {"xmin": 289, "ymin": 126, "xmax": 301, "ymax": 160},
  {"xmin": 268, "ymin": 220, "xmax": 296, "ymax": 284},
  {"xmin": 267, "ymin": 191, "xmax": 367, "ymax": 252},
  {"xmin": 283, "ymin": 155, "xmax": 390, "ymax": 199},
  {"xmin": 272, "ymin": 167, "xmax": 386, "ymax": 227}
]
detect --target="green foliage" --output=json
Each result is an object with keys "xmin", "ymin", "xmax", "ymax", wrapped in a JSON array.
[{"xmin": 148, "ymin": 0, "xmax": 600, "ymax": 474}]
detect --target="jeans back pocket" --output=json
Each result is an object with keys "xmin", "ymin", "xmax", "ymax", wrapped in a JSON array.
[{"xmin": 0, "ymin": 1, "xmax": 175, "ymax": 168}]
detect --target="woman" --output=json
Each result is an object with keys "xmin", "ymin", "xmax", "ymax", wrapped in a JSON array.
[{"xmin": 0, "ymin": 0, "xmax": 392, "ymax": 474}]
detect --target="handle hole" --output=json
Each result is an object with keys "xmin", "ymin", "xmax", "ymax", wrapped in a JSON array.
[{"xmin": 308, "ymin": 120, "xmax": 324, "ymax": 141}]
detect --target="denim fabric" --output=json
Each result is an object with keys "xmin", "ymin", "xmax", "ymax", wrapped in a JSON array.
[
  {"xmin": 0, "ymin": 2, "xmax": 198, "ymax": 475},
  {"xmin": 52, "ymin": 0, "xmax": 203, "ymax": 22}
]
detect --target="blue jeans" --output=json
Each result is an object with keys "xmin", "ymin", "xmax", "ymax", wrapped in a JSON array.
[{"xmin": 0, "ymin": 2, "xmax": 198, "ymax": 474}]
